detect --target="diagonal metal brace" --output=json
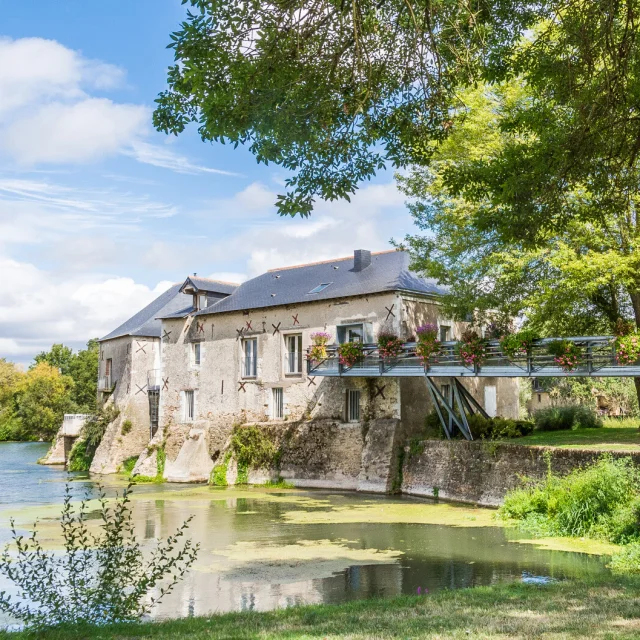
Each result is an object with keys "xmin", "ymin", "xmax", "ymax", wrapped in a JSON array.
[{"xmin": 426, "ymin": 377, "xmax": 471, "ymax": 440}]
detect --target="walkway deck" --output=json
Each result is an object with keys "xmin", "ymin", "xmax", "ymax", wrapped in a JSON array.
[{"xmin": 307, "ymin": 336, "xmax": 640, "ymax": 378}]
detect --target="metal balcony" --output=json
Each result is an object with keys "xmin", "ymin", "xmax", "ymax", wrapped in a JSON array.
[
  {"xmin": 98, "ymin": 375, "xmax": 115, "ymax": 391},
  {"xmin": 307, "ymin": 336, "xmax": 640, "ymax": 378},
  {"xmin": 147, "ymin": 369, "xmax": 162, "ymax": 391}
]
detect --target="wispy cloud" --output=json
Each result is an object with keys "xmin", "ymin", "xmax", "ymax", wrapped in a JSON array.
[{"xmin": 127, "ymin": 141, "xmax": 243, "ymax": 177}]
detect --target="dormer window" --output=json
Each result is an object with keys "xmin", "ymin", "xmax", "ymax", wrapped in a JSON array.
[
  {"xmin": 308, "ymin": 283, "xmax": 332, "ymax": 294},
  {"xmin": 193, "ymin": 294, "xmax": 208, "ymax": 311}
]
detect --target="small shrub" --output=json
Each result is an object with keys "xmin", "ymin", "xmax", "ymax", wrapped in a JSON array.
[
  {"xmin": 308, "ymin": 332, "xmax": 331, "ymax": 362},
  {"xmin": 121, "ymin": 455, "xmax": 138, "ymax": 475},
  {"xmin": 573, "ymin": 405, "xmax": 603, "ymax": 429},
  {"xmin": 263, "ymin": 477, "xmax": 294, "ymax": 489},
  {"xmin": 615, "ymin": 330, "xmax": 640, "ymax": 365},
  {"xmin": 468, "ymin": 414, "xmax": 533, "ymax": 440},
  {"xmin": 533, "ymin": 405, "xmax": 601, "ymax": 431},
  {"xmin": 456, "ymin": 330, "xmax": 487, "ymax": 367},
  {"xmin": 500, "ymin": 329, "xmax": 539, "ymax": 359},
  {"xmin": 377, "ymin": 332, "xmax": 404, "ymax": 359},
  {"xmin": 230, "ymin": 425, "xmax": 277, "ymax": 468},
  {"xmin": 0, "ymin": 483, "xmax": 199, "ymax": 628},
  {"xmin": 210, "ymin": 452, "xmax": 231, "ymax": 486},
  {"xmin": 67, "ymin": 438, "xmax": 91, "ymax": 472},
  {"xmin": 121, "ymin": 419, "xmax": 133, "ymax": 435},
  {"xmin": 337, "ymin": 341, "xmax": 364, "ymax": 367},
  {"xmin": 415, "ymin": 324, "xmax": 440, "ymax": 363},
  {"xmin": 500, "ymin": 456, "xmax": 640, "ymax": 542},
  {"xmin": 547, "ymin": 339, "xmax": 581, "ymax": 371},
  {"xmin": 610, "ymin": 542, "xmax": 640, "ymax": 574}
]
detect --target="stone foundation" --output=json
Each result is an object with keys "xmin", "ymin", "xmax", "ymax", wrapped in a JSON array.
[
  {"xmin": 205, "ymin": 418, "xmax": 403, "ymax": 492},
  {"xmin": 402, "ymin": 440, "xmax": 640, "ymax": 506}
]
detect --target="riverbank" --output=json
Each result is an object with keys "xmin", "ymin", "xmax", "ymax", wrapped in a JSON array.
[{"xmin": 3, "ymin": 576, "xmax": 640, "ymax": 639}]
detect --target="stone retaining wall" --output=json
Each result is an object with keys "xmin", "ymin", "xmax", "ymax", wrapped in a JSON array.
[{"xmin": 401, "ymin": 440, "xmax": 640, "ymax": 506}]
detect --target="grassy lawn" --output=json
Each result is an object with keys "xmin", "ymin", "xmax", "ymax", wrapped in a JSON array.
[
  {"xmin": 515, "ymin": 419, "xmax": 640, "ymax": 450},
  {"xmin": 4, "ymin": 577, "xmax": 640, "ymax": 639}
]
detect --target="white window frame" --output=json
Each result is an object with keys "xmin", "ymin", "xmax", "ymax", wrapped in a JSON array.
[
  {"xmin": 271, "ymin": 387, "xmax": 284, "ymax": 420},
  {"xmin": 439, "ymin": 325, "xmax": 451, "ymax": 342},
  {"xmin": 192, "ymin": 342, "xmax": 201, "ymax": 367},
  {"xmin": 284, "ymin": 333, "xmax": 303, "ymax": 375},
  {"xmin": 242, "ymin": 338, "xmax": 258, "ymax": 378},
  {"xmin": 183, "ymin": 390, "xmax": 195, "ymax": 422},
  {"xmin": 198, "ymin": 294, "xmax": 208, "ymax": 310},
  {"xmin": 346, "ymin": 389, "xmax": 361, "ymax": 423}
]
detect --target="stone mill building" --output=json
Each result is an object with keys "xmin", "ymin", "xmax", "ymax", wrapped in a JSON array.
[{"xmin": 91, "ymin": 250, "xmax": 519, "ymax": 491}]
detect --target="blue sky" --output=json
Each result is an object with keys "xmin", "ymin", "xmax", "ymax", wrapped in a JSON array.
[{"xmin": 0, "ymin": 0, "xmax": 414, "ymax": 362}]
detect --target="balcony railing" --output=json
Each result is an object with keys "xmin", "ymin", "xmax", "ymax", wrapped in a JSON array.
[
  {"xmin": 98, "ymin": 375, "xmax": 115, "ymax": 391},
  {"xmin": 307, "ymin": 336, "xmax": 640, "ymax": 378},
  {"xmin": 147, "ymin": 369, "xmax": 162, "ymax": 391},
  {"xmin": 60, "ymin": 414, "xmax": 92, "ymax": 437}
]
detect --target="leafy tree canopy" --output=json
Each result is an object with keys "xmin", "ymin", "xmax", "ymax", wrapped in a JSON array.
[
  {"xmin": 154, "ymin": 0, "xmax": 543, "ymax": 216},
  {"xmin": 398, "ymin": 79, "xmax": 638, "ymax": 337},
  {"xmin": 14, "ymin": 363, "xmax": 74, "ymax": 440},
  {"xmin": 34, "ymin": 340, "xmax": 99, "ymax": 413}
]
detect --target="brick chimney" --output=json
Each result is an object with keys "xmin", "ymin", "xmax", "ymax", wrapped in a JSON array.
[{"xmin": 354, "ymin": 249, "xmax": 372, "ymax": 272}]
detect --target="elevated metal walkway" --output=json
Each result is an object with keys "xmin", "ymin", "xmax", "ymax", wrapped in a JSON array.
[
  {"xmin": 307, "ymin": 336, "xmax": 640, "ymax": 378},
  {"xmin": 307, "ymin": 336, "xmax": 640, "ymax": 442}
]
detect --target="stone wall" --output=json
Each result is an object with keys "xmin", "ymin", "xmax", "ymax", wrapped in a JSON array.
[
  {"xmin": 208, "ymin": 418, "xmax": 404, "ymax": 492},
  {"xmin": 402, "ymin": 440, "xmax": 640, "ymax": 506},
  {"xmin": 91, "ymin": 335, "xmax": 160, "ymax": 474}
]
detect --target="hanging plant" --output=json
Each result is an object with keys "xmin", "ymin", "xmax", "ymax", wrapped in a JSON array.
[
  {"xmin": 377, "ymin": 332, "xmax": 404, "ymax": 359},
  {"xmin": 308, "ymin": 331, "xmax": 331, "ymax": 362},
  {"xmin": 547, "ymin": 339, "xmax": 581, "ymax": 372},
  {"xmin": 337, "ymin": 342, "xmax": 364, "ymax": 367},
  {"xmin": 415, "ymin": 323, "xmax": 440, "ymax": 363},
  {"xmin": 500, "ymin": 329, "xmax": 540, "ymax": 359},
  {"xmin": 456, "ymin": 330, "xmax": 487, "ymax": 367},
  {"xmin": 614, "ymin": 331, "xmax": 640, "ymax": 365}
]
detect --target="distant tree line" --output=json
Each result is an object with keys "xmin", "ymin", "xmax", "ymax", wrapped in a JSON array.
[{"xmin": 0, "ymin": 340, "xmax": 99, "ymax": 442}]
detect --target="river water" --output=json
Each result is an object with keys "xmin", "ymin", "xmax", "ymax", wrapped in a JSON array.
[{"xmin": 0, "ymin": 442, "xmax": 611, "ymax": 621}]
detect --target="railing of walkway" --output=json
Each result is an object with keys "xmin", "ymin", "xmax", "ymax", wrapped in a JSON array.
[{"xmin": 307, "ymin": 336, "xmax": 640, "ymax": 378}]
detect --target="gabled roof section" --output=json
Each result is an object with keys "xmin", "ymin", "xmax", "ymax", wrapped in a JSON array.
[
  {"xmin": 100, "ymin": 284, "xmax": 192, "ymax": 341},
  {"xmin": 179, "ymin": 276, "xmax": 238, "ymax": 296},
  {"xmin": 195, "ymin": 250, "xmax": 446, "ymax": 316}
]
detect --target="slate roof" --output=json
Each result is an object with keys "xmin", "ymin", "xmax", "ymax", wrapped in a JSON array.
[
  {"xmin": 179, "ymin": 276, "xmax": 238, "ymax": 295},
  {"xmin": 195, "ymin": 250, "xmax": 446, "ymax": 317},
  {"xmin": 100, "ymin": 284, "xmax": 192, "ymax": 341}
]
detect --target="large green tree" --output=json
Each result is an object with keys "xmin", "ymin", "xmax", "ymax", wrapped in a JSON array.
[
  {"xmin": 15, "ymin": 364, "xmax": 74, "ymax": 441},
  {"xmin": 155, "ymin": 1, "xmax": 640, "ymax": 219},
  {"xmin": 398, "ymin": 79, "xmax": 640, "ymax": 400},
  {"xmin": 154, "ymin": 0, "xmax": 543, "ymax": 216},
  {"xmin": 34, "ymin": 340, "xmax": 99, "ymax": 413}
]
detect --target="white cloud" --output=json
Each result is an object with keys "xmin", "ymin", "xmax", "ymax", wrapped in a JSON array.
[
  {"xmin": 0, "ymin": 37, "xmax": 124, "ymax": 117},
  {"xmin": 127, "ymin": 142, "xmax": 242, "ymax": 177},
  {"xmin": 206, "ymin": 272, "xmax": 248, "ymax": 284},
  {"xmin": 3, "ymin": 99, "xmax": 149, "ymax": 165},
  {"xmin": 203, "ymin": 181, "xmax": 411, "ymax": 276},
  {"xmin": 0, "ymin": 256, "xmax": 173, "ymax": 361},
  {"xmin": 0, "ymin": 37, "xmax": 220, "ymax": 174}
]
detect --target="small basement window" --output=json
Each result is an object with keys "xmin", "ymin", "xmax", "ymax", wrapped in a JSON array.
[{"xmin": 308, "ymin": 283, "xmax": 332, "ymax": 294}]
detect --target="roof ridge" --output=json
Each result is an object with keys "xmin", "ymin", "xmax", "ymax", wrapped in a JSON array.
[
  {"xmin": 189, "ymin": 276, "xmax": 240, "ymax": 286},
  {"xmin": 267, "ymin": 249, "xmax": 399, "ymax": 273}
]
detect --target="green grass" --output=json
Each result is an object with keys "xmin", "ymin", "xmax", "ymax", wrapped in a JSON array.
[
  {"xmin": 4, "ymin": 577, "xmax": 640, "ymax": 639},
  {"xmin": 514, "ymin": 420, "xmax": 640, "ymax": 450}
]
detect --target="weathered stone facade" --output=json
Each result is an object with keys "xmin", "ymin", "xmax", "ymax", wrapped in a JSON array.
[
  {"xmin": 156, "ymin": 291, "xmax": 519, "ymax": 487},
  {"xmin": 91, "ymin": 335, "xmax": 161, "ymax": 474}
]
